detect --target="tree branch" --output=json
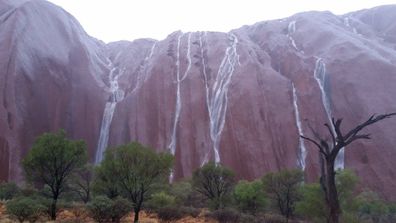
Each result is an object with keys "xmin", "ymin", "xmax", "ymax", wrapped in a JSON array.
[
  {"xmin": 344, "ymin": 113, "xmax": 396, "ymax": 144},
  {"xmin": 300, "ymin": 135, "xmax": 328, "ymax": 156}
]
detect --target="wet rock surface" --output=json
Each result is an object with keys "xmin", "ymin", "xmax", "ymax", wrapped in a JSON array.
[{"xmin": 1, "ymin": 1, "xmax": 396, "ymax": 199}]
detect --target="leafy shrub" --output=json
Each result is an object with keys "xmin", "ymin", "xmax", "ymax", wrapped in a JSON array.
[
  {"xmin": 69, "ymin": 202, "xmax": 88, "ymax": 223},
  {"xmin": 87, "ymin": 196, "xmax": 131, "ymax": 223},
  {"xmin": 295, "ymin": 183, "xmax": 327, "ymax": 222},
  {"xmin": 207, "ymin": 208, "xmax": 241, "ymax": 223},
  {"xmin": 6, "ymin": 197, "xmax": 45, "ymax": 223},
  {"xmin": 192, "ymin": 162, "xmax": 236, "ymax": 210},
  {"xmin": 169, "ymin": 180, "xmax": 193, "ymax": 205},
  {"xmin": 179, "ymin": 206, "xmax": 200, "ymax": 218},
  {"xmin": 146, "ymin": 192, "xmax": 176, "ymax": 211},
  {"xmin": 233, "ymin": 180, "xmax": 266, "ymax": 214},
  {"xmin": 157, "ymin": 206, "xmax": 184, "ymax": 222},
  {"xmin": 0, "ymin": 182, "xmax": 20, "ymax": 200},
  {"xmin": 87, "ymin": 196, "xmax": 112, "ymax": 223},
  {"xmin": 262, "ymin": 213, "xmax": 288, "ymax": 223},
  {"xmin": 110, "ymin": 197, "xmax": 132, "ymax": 222}
]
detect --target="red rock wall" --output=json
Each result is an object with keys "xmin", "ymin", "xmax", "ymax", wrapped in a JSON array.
[{"xmin": 1, "ymin": 1, "xmax": 396, "ymax": 199}]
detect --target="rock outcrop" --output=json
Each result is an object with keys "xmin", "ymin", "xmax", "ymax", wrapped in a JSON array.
[{"xmin": 1, "ymin": 0, "xmax": 396, "ymax": 199}]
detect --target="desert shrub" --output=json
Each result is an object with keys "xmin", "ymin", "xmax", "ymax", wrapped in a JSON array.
[
  {"xmin": 354, "ymin": 191, "xmax": 389, "ymax": 223},
  {"xmin": 192, "ymin": 162, "xmax": 236, "ymax": 210},
  {"xmin": 179, "ymin": 206, "xmax": 200, "ymax": 218},
  {"xmin": 207, "ymin": 208, "xmax": 241, "ymax": 223},
  {"xmin": 146, "ymin": 192, "xmax": 176, "ymax": 211},
  {"xmin": 262, "ymin": 169, "xmax": 303, "ymax": 219},
  {"xmin": 69, "ymin": 202, "xmax": 88, "ymax": 223},
  {"xmin": 34, "ymin": 196, "xmax": 71, "ymax": 219},
  {"xmin": 6, "ymin": 197, "xmax": 45, "ymax": 223},
  {"xmin": 295, "ymin": 183, "xmax": 327, "ymax": 222},
  {"xmin": 263, "ymin": 213, "xmax": 289, "ymax": 223},
  {"xmin": 87, "ymin": 196, "xmax": 112, "ymax": 223},
  {"xmin": 233, "ymin": 180, "xmax": 266, "ymax": 214},
  {"xmin": 157, "ymin": 206, "xmax": 184, "ymax": 222},
  {"xmin": 169, "ymin": 180, "xmax": 193, "ymax": 205},
  {"xmin": 87, "ymin": 196, "xmax": 131, "ymax": 223},
  {"xmin": 239, "ymin": 213, "xmax": 258, "ymax": 223},
  {"xmin": 0, "ymin": 182, "xmax": 20, "ymax": 200},
  {"xmin": 110, "ymin": 197, "xmax": 132, "ymax": 222}
]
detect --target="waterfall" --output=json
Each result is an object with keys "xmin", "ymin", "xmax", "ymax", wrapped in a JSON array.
[
  {"xmin": 168, "ymin": 32, "xmax": 192, "ymax": 181},
  {"xmin": 343, "ymin": 17, "xmax": 358, "ymax": 34},
  {"xmin": 292, "ymin": 83, "xmax": 307, "ymax": 170},
  {"xmin": 95, "ymin": 61, "xmax": 125, "ymax": 163},
  {"xmin": 287, "ymin": 21, "xmax": 299, "ymax": 51},
  {"xmin": 288, "ymin": 20, "xmax": 296, "ymax": 34},
  {"xmin": 131, "ymin": 42, "xmax": 157, "ymax": 94},
  {"xmin": 200, "ymin": 33, "xmax": 239, "ymax": 165},
  {"xmin": 199, "ymin": 32, "xmax": 211, "ymax": 166},
  {"xmin": 313, "ymin": 58, "xmax": 344, "ymax": 170}
]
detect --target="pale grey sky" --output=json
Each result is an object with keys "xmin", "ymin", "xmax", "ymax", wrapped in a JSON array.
[{"xmin": 48, "ymin": 0, "xmax": 396, "ymax": 43}]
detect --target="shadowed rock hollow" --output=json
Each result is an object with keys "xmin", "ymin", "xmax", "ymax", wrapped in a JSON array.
[{"xmin": 1, "ymin": 0, "xmax": 396, "ymax": 199}]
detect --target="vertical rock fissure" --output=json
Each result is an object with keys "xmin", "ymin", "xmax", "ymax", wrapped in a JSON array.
[
  {"xmin": 292, "ymin": 83, "xmax": 307, "ymax": 170},
  {"xmin": 313, "ymin": 58, "xmax": 344, "ymax": 170},
  {"xmin": 95, "ymin": 59, "xmax": 125, "ymax": 163}
]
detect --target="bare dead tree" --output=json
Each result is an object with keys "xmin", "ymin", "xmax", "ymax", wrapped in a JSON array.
[{"xmin": 301, "ymin": 113, "xmax": 396, "ymax": 223}]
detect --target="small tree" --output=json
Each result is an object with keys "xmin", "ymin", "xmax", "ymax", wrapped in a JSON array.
[
  {"xmin": 93, "ymin": 156, "xmax": 121, "ymax": 199},
  {"xmin": 97, "ymin": 142, "xmax": 173, "ymax": 223},
  {"xmin": 22, "ymin": 130, "xmax": 87, "ymax": 220},
  {"xmin": 301, "ymin": 113, "xmax": 396, "ymax": 223},
  {"xmin": 192, "ymin": 162, "xmax": 236, "ymax": 210},
  {"xmin": 71, "ymin": 164, "xmax": 94, "ymax": 203},
  {"xmin": 262, "ymin": 169, "xmax": 303, "ymax": 220},
  {"xmin": 296, "ymin": 170, "xmax": 360, "ymax": 222},
  {"xmin": 233, "ymin": 180, "xmax": 266, "ymax": 214}
]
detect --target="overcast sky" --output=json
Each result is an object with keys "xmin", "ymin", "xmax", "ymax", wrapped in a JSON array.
[{"xmin": 48, "ymin": 0, "xmax": 396, "ymax": 43}]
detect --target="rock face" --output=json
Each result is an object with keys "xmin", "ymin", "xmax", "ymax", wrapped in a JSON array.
[{"xmin": 1, "ymin": 1, "xmax": 396, "ymax": 199}]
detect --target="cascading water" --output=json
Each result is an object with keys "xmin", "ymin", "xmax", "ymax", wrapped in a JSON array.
[
  {"xmin": 131, "ymin": 42, "xmax": 157, "ymax": 94},
  {"xmin": 200, "ymin": 33, "xmax": 240, "ymax": 165},
  {"xmin": 168, "ymin": 32, "xmax": 192, "ymax": 180},
  {"xmin": 343, "ymin": 17, "xmax": 358, "ymax": 34},
  {"xmin": 287, "ymin": 21, "xmax": 299, "ymax": 51},
  {"xmin": 95, "ymin": 60, "xmax": 125, "ymax": 163},
  {"xmin": 313, "ymin": 58, "xmax": 344, "ymax": 170},
  {"xmin": 292, "ymin": 83, "xmax": 307, "ymax": 170}
]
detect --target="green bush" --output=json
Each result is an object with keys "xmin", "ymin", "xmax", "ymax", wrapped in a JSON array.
[
  {"xmin": 262, "ymin": 213, "xmax": 288, "ymax": 223},
  {"xmin": 169, "ymin": 180, "xmax": 193, "ymax": 205},
  {"xmin": 88, "ymin": 196, "xmax": 113, "ymax": 223},
  {"xmin": 192, "ymin": 162, "xmax": 236, "ymax": 210},
  {"xmin": 146, "ymin": 192, "xmax": 176, "ymax": 211},
  {"xmin": 87, "ymin": 196, "xmax": 131, "ymax": 223},
  {"xmin": 233, "ymin": 180, "xmax": 266, "ymax": 214},
  {"xmin": 157, "ymin": 206, "xmax": 184, "ymax": 222},
  {"xmin": 6, "ymin": 197, "xmax": 45, "ymax": 223},
  {"xmin": 207, "ymin": 208, "xmax": 241, "ymax": 223},
  {"xmin": 179, "ymin": 206, "xmax": 200, "ymax": 218},
  {"xmin": 0, "ymin": 182, "xmax": 20, "ymax": 200},
  {"xmin": 295, "ymin": 183, "xmax": 327, "ymax": 222},
  {"xmin": 110, "ymin": 197, "xmax": 132, "ymax": 222}
]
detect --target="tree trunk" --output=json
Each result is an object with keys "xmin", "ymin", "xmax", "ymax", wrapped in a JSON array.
[
  {"xmin": 133, "ymin": 207, "xmax": 140, "ymax": 223},
  {"xmin": 51, "ymin": 198, "xmax": 58, "ymax": 220},
  {"xmin": 325, "ymin": 159, "xmax": 340, "ymax": 223}
]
